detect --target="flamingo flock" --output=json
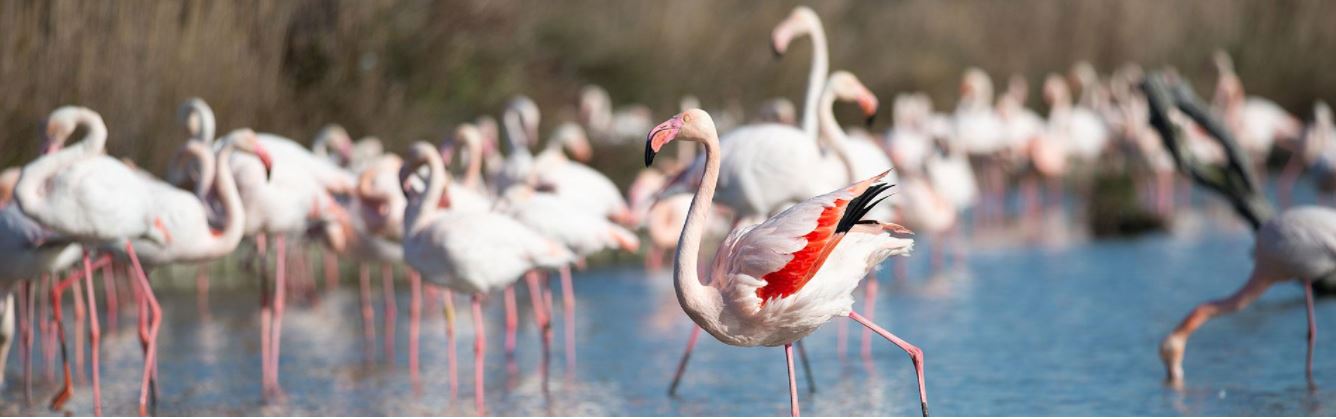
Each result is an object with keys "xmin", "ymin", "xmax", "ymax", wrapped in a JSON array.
[{"xmin": 1, "ymin": 5, "xmax": 1334, "ymax": 418}]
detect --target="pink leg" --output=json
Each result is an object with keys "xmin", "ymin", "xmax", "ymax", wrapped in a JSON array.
[
  {"xmin": 82, "ymin": 253, "xmax": 103, "ymax": 415},
  {"xmin": 48, "ymin": 267, "xmax": 79, "ymax": 411},
  {"xmin": 270, "ymin": 236, "xmax": 287, "ymax": 398},
  {"xmin": 667, "ymin": 326, "xmax": 701, "ymax": 396},
  {"xmin": 380, "ymin": 263, "xmax": 396, "ymax": 365},
  {"xmin": 409, "ymin": 270, "xmax": 422, "ymax": 396},
  {"xmin": 255, "ymin": 238, "xmax": 273, "ymax": 397},
  {"xmin": 836, "ymin": 315, "xmax": 848, "ymax": 361},
  {"xmin": 862, "ymin": 274, "xmax": 878, "ymax": 359},
  {"xmin": 196, "ymin": 265, "xmax": 210, "ymax": 319},
  {"xmin": 21, "ymin": 280, "xmax": 34, "ymax": 402},
  {"xmin": 785, "ymin": 343, "xmax": 800, "ymax": 417},
  {"xmin": 1305, "ymin": 279, "xmax": 1317, "ymax": 384},
  {"xmin": 471, "ymin": 294, "xmax": 487, "ymax": 415},
  {"xmin": 102, "ymin": 264, "xmax": 117, "ymax": 333},
  {"xmin": 72, "ymin": 279, "xmax": 85, "ymax": 385},
  {"xmin": 442, "ymin": 289, "xmax": 458, "ymax": 401},
  {"xmin": 559, "ymin": 265, "xmax": 577, "ymax": 374},
  {"xmin": 525, "ymin": 272, "xmax": 552, "ymax": 392},
  {"xmin": 358, "ymin": 264, "xmax": 375, "ymax": 363},
  {"xmin": 848, "ymin": 311, "xmax": 928, "ymax": 416},
  {"xmin": 125, "ymin": 243, "xmax": 162, "ymax": 416},
  {"xmin": 503, "ymin": 286, "xmax": 517, "ymax": 359},
  {"xmin": 39, "ymin": 274, "xmax": 52, "ymax": 381},
  {"xmin": 323, "ymin": 252, "xmax": 339, "ymax": 290}
]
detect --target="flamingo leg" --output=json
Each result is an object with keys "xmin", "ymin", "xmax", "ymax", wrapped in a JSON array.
[
  {"xmin": 102, "ymin": 264, "xmax": 117, "ymax": 333},
  {"xmin": 785, "ymin": 343, "xmax": 800, "ymax": 417},
  {"xmin": 22, "ymin": 280, "xmax": 34, "ymax": 402},
  {"xmin": 525, "ymin": 272, "xmax": 551, "ymax": 393},
  {"xmin": 380, "ymin": 262, "xmax": 396, "ymax": 365},
  {"xmin": 836, "ymin": 316, "xmax": 848, "ymax": 361},
  {"xmin": 48, "ymin": 260, "xmax": 93, "ymax": 411},
  {"xmin": 1305, "ymin": 279, "xmax": 1317, "ymax": 385},
  {"xmin": 442, "ymin": 289, "xmax": 458, "ymax": 401},
  {"xmin": 358, "ymin": 264, "xmax": 375, "ymax": 363},
  {"xmin": 39, "ymin": 274, "xmax": 52, "ymax": 382},
  {"xmin": 667, "ymin": 326, "xmax": 701, "ymax": 396},
  {"xmin": 258, "ymin": 243, "xmax": 273, "ymax": 399},
  {"xmin": 862, "ymin": 274, "xmax": 878, "ymax": 359},
  {"xmin": 794, "ymin": 340, "xmax": 815, "ymax": 394},
  {"xmin": 559, "ymin": 265, "xmax": 576, "ymax": 375},
  {"xmin": 125, "ymin": 243, "xmax": 162, "ymax": 416},
  {"xmin": 323, "ymin": 252, "xmax": 339, "ymax": 290},
  {"xmin": 82, "ymin": 253, "xmax": 103, "ymax": 415},
  {"xmin": 72, "ymin": 279, "xmax": 84, "ymax": 386},
  {"xmin": 503, "ymin": 286, "xmax": 517, "ymax": 360},
  {"xmin": 848, "ymin": 311, "xmax": 929, "ymax": 417},
  {"xmin": 471, "ymin": 294, "xmax": 487, "ymax": 415},
  {"xmin": 270, "ymin": 235, "xmax": 287, "ymax": 399},
  {"xmin": 409, "ymin": 270, "xmax": 423, "ymax": 395},
  {"xmin": 196, "ymin": 265, "xmax": 210, "ymax": 319}
]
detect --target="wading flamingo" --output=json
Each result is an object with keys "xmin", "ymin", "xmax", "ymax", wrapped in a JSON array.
[
  {"xmin": 1161, "ymin": 206, "xmax": 1336, "ymax": 384},
  {"xmin": 401, "ymin": 131, "xmax": 574, "ymax": 415},
  {"xmin": 646, "ymin": 109, "xmax": 926, "ymax": 416},
  {"xmin": 14, "ymin": 106, "xmax": 181, "ymax": 415}
]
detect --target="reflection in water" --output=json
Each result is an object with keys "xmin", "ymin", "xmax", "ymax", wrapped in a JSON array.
[{"xmin": 3, "ymin": 208, "xmax": 1336, "ymax": 415}]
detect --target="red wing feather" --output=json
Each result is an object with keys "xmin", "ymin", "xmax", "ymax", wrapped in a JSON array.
[{"xmin": 755, "ymin": 198, "xmax": 849, "ymax": 304}]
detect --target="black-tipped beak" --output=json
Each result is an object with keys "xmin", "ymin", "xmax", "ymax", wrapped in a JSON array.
[
  {"xmin": 865, "ymin": 113, "xmax": 877, "ymax": 129},
  {"xmin": 644, "ymin": 144, "xmax": 657, "ymax": 167}
]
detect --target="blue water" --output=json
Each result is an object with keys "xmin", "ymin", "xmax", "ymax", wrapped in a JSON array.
[{"xmin": 3, "ymin": 214, "xmax": 1334, "ymax": 416}]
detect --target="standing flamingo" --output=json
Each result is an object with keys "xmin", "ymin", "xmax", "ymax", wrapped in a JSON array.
[
  {"xmin": 645, "ymin": 109, "xmax": 926, "ymax": 416},
  {"xmin": 579, "ymin": 85, "xmax": 655, "ymax": 146},
  {"xmin": 401, "ymin": 131, "xmax": 575, "ymax": 415},
  {"xmin": 953, "ymin": 68, "xmax": 1008, "ymax": 226},
  {"xmin": 14, "ymin": 106, "xmax": 186, "ymax": 415}
]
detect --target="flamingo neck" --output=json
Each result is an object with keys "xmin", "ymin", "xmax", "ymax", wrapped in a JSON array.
[
  {"xmin": 15, "ymin": 109, "xmax": 107, "ymax": 219},
  {"xmin": 503, "ymin": 109, "xmax": 532, "ymax": 160},
  {"xmin": 800, "ymin": 22, "xmax": 829, "ymax": 141},
  {"xmin": 202, "ymin": 142, "xmax": 247, "ymax": 257},
  {"xmin": 189, "ymin": 141, "xmax": 217, "ymax": 200},
  {"xmin": 411, "ymin": 148, "xmax": 450, "ymax": 233},
  {"xmin": 674, "ymin": 132, "xmax": 725, "ymax": 331},
  {"xmin": 817, "ymin": 85, "xmax": 856, "ymax": 184},
  {"xmin": 464, "ymin": 138, "xmax": 483, "ymax": 190}
]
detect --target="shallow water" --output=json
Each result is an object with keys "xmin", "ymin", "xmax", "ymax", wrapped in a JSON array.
[{"xmin": 4, "ymin": 216, "xmax": 1335, "ymax": 416}]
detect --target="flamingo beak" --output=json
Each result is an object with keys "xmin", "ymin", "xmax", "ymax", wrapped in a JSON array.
[
  {"xmin": 860, "ymin": 94, "xmax": 880, "ymax": 128},
  {"xmin": 770, "ymin": 26, "xmax": 791, "ymax": 58},
  {"xmin": 439, "ymin": 143, "xmax": 456, "ymax": 166},
  {"xmin": 645, "ymin": 117, "xmax": 681, "ymax": 167},
  {"xmin": 254, "ymin": 145, "xmax": 275, "ymax": 181}
]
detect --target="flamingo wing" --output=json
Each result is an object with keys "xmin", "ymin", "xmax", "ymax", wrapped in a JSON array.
[{"xmin": 718, "ymin": 171, "xmax": 895, "ymax": 312}]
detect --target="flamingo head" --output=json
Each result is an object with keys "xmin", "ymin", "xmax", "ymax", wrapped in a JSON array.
[
  {"xmin": 316, "ymin": 124, "xmax": 354, "ymax": 165},
  {"xmin": 771, "ymin": 6, "xmax": 818, "ymax": 57},
  {"xmin": 1042, "ymin": 74, "xmax": 1068, "ymax": 105},
  {"xmin": 829, "ymin": 71, "xmax": 879, "ymax": 127},
  {"xmin": 645, "ymin": 109, "xmax": 714, "ymax": 167},
  {"xmin": 552, "ymin": 123, "xmax": 593, "ymax": 162},
  {"xmin": 227, "ymin": 129, "xmax": 273, "ymax": 181},
  {"xmin": 42, "ymin": 108, "xmax": 81, "ymax": 154}
]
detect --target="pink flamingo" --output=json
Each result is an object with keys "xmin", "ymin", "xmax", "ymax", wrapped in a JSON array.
[
  {"xmin": 579, "ymin": 84, "xmax": 655, "ymax": 147},
  {"xmin": 401, "ymin": 131, "xmax": 575, "ymax": 415},
  {"xmin": 1161, "ymin": 206, "xmax": 1336, "ymax": 384},
  {"xmin": 646, "ymin": 109, "xmax": 926, "ymax": 416},
  {"xmin": 14, "ymin": 106, "xmax": 194, "ymax": 415}
]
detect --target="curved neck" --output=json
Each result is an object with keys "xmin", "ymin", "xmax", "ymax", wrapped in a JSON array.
[
  {"xmin": 817, "ymin": 86, "xmax": 856, "ymax": 184},
  {"xmin": 800, "ymin": 23, "xmax": 830, "ymax": 140},
  {"xmin": 463, "ymin": 139, "xmax": 483, "ymax": 190},
  {"xmin": 199, "ymin": 143, "xmax": 246, "ymax": 255},
  {"xmin": 198, "ymin": 107, "xmax": 216, "ymax": 145},
  {"xmin": 410, "ymin": 150, "xmax": 449, "ymax": 233},
  {"xmin": 189, "ymin": 141, "xmax": 216, "ymax": 200},
  {"xmin": 15, "ymin": 110, "xmax": 107, "ymax": 217},
  {"xmin": 503, "ymin": 109, "xmax": 532, "ymax": 159},
  {"xmin": 674, "ymin": 133, "xmax": 725, "ymax": 329}
]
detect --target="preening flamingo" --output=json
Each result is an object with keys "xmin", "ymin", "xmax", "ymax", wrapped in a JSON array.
[
  {"xmin": 15, "ymin": 106, "xmax": 181, "ymax": 415},
  {"xmin": 528, "ymin": 123, "xmax": 631, "ymax": 224},
  {"xmin": 401, "ymin": 133, "xmax": 575, "ymax": 415},
  {"xmin": 1160, "ymin": 206, "xmax": 1336, "ymax": 384},
  {"xmin": 579, "ymin": 84, "xmax": 655, "ymax": 146},
  {"xmin": 312, "ymin": 125, "xmax": 355, "ymax": 169},
  {"xmin": 0, "ymin": 167, "xmax": 82, "ymax": 402},
  {"xmin": 645, "ymin": 109, "xmax": 926, "ymax": 416}
]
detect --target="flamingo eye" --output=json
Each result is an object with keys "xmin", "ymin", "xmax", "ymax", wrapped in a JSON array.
[{"xmin": 681, "ymin": 113, "xmax": 693, "ymax": 123}]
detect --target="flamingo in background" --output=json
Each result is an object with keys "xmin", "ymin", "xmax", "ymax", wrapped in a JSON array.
[
  {"xmin": 529, "ymin": 123, "xmax": 632, "ymax": 224},
  {"xmin": 14, "ymin": 106, "xmax": 179, "ymax": 415},
  {"xmin": 645, "ymin": 109, "xmax": 926, "ymax": 416},
  {"xmin": 954, "ymin": 68, "xmax": 1007, "ymax": 225},
  {"xmin": 401, "ymin": 133, "xmax": 575, "ymax": 415},
  {"xmin": 1292, "ymin": 102, "xmax": 1336, "ymax": 205},
  {"xmin": 756, "ymin": 97, "xmax": 798, "ymax": 126},
  {"xmin": 579, "ymin": 84, "xmax": 655, "ymax": 146},
  {"xmin": 1043, "ymin": 73, "xmax": 1110, "ymax": 166},
  {"xmin": 1161, "ymin": 206, "xmax": 1336, "ymax": 385},
  {"xmin": 312, "ymin": 125, "xmax": 355, "ymax": 169},
  {"xmin": 1213, "ymin": 50, "xmax": 1303, "ymax": 180}
]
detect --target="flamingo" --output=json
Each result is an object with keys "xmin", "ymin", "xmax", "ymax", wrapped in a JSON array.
[
  {"xmin": 401, "ymin": 132, "xmax": 575, "ymax": 414},
  {"xmin": 886, "ymin": 94, "xmax": 934, "ymax": 176},
  {"xmin": 953, "ymin": 68, "xmax": 1008, "ymax": 225},
  {"xmin": 0, "ymin": 167, "xmax": 82, "ymax": 403},
  {"xmin": 756, "ymin": 97, "xmax": 798, "ymax": 126},
  {"xmin": 1044, "ymin": 73, "xmax": 1111, "ymax": 165},
  {"xmin": 1296, "ymin": 102, "xmax": 1336, "ymax": 205},
  {"xmin": 312, "ymin": 125, "xmax": 355, "ymax": 169},
  {"xmin": 645, "ymin": 109, "xmax": 926, "ymax": 416},
  {"xmin": 528, "ymin": 123, "xmax": 631, "ymax": 224},
  {"xmin": 1160, "ymin": 206, "xmax": 1335, "ymax": 384},
  {"xmin": 14, "ymin": 106, "xmax": 191, "ymax": 414},
  {"xmin": 579, "ymin": 84, "xmax": 655, "ymax": 146},
  {"xmin": 1213, "ymin": 50, "xmax": 1303, "ymax": 177}
]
